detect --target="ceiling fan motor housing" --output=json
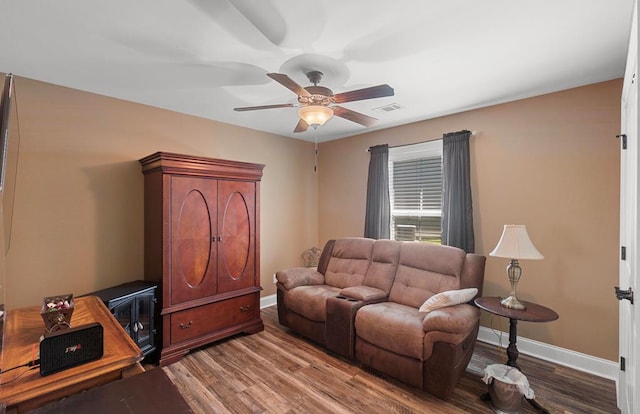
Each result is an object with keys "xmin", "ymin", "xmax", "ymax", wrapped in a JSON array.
[{"xmin": 306, "ymin": 70, "xmax": 324, "ymax": 85}]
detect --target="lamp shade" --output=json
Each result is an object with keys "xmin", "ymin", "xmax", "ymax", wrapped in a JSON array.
[
  {"xmin": 298, "ymin": 105, "xmax": 333, "ymax": 127},
  {"xmin": 489, "ymin": 225, "xmax": 543, "ymax": 260}
]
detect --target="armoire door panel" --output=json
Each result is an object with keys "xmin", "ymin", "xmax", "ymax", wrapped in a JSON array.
[
  {"xmin": 222, "ymin": 192, "xmax": 250, "ymax": 277},
  {"xmin": 218, "ymin": 180, "xmax": 255, "ymax": 293},
  {"xmin": 177, "ymin": 190, "xmax": 212, "ymax": 287},
  {"xmin": 171, "ymin": 176, "xmax": 218, "ymax": 304}
]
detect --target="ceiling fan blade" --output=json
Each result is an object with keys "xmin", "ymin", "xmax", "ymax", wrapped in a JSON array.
[
  {"xmin": 234, "ymin": 103, "xmax": 295, "ymax": 111},
  {"xmin": 267, "ymin": 73, "xmax": 311, "ymax": 97},
  {"xmin": 333, "ymin": 84, "xmax": 394, "ymax": 103},
  {"xmin": 332, "ymin": 106, "xmax": 378, "ymax": 127},
  {"xmin": 294, "ymin": 118, "xmax": 310, "ymax": 133}
]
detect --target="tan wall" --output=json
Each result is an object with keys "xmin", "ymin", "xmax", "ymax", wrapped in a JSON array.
[
  {"xmin": 5, "ymin": 76, "xmax": 318, "ymax": 309},
  {"xmin": 5, "ymin": 75, "xmax": 622, "ymax": 361},
  {"xmin": 318, "ymin": 80, "xmax": 622, "ymax": 361}
]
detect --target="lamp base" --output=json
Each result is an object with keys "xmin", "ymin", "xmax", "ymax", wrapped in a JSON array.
[{"xmin": 500, "ymin": 295, "xmax": 526, "ymax": 310}]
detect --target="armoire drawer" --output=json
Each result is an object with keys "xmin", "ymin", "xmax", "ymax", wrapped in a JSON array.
[{"xmin": 169, "ymin": 294, "xmax": 257, "ymax": 344}]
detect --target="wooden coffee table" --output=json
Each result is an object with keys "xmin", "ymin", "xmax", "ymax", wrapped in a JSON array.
[{"xmin": 0, "ymin": 295, "xmax": 144, "ymax": 412}]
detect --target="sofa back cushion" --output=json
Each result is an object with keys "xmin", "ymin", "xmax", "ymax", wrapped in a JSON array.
[
  {"xmin": 389, "ymin": 242, "xmax": 466, "ymax": 308},
  {"xmin": 324, "ymin": 238, "xmax": 374, "ymax": 288},
  {"xmin": 362, "ymin": 239, "xmax": 402, "ymax": 294}
]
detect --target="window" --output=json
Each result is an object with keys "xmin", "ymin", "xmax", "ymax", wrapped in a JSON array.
[{"xmin": 388, "ymin": 140, "xmax": 442, "ymax": 243}]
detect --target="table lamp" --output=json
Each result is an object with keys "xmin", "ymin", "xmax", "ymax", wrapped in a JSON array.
[{"xmin": 489, "ymin": 225, "xmax": 543, "ymax": 310}]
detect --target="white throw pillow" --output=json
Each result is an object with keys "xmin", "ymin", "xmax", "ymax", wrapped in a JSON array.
[{"xmin": 418, "ymin": 288, "xmax": 478, "ymax": 313}]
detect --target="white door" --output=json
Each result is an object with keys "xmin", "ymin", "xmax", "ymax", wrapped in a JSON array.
[{"xmin": 618, "ymin": 2, "xmax": 638, "ymax": 412}]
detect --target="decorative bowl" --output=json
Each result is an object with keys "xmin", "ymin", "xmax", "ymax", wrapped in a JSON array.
[{"xmin": 41, "ymin": 293, "xmax": 74, "ymax": 332}]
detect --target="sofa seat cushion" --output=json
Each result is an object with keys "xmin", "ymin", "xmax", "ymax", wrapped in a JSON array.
[
  {"xmin": 287, "ymin": 285, "xmax": 341, "ymax": 322},
  {"xmin": 355, "ymin": 302, "xmax": 425, "ymax": 360}
]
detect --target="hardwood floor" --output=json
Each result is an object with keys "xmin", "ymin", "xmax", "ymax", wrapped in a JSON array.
[{"xmin": 162, "ymin": 306, "xmax": 619, "ymax": 414}]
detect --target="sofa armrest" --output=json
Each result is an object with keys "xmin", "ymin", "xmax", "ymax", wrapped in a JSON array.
[
  {"xmin": 422, "ymin": 304, "xmax": 480, "ymax": 359},
  {"xmin": 422, "ymin": 304, "xmax": 480, "ymax": 334},
  {"xmin": 276, "ymin": 267, "xmax": 325, "ymax": 290},
  {"xmin": 339, "ymin": 286, "xmax": 387, "ymax": 302}
]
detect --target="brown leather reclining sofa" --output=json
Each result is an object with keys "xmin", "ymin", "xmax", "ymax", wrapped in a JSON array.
[{"xmin": 276, "ymin": 237, "xmax": 486, "ymax": 399}]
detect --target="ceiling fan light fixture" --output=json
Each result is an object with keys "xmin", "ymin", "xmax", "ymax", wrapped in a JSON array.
[{"xmin": 298, "ymin": 105, "xmax": 333, "ymax": 127}]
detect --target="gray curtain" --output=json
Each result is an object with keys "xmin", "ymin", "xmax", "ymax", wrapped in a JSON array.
[
  {"xmin": 442, "ymin": 130, "xmax": 475, "ymax": 252},
  {"xmin": 364, "ymin": 144, "xmax": 390, "ymax": 239}
]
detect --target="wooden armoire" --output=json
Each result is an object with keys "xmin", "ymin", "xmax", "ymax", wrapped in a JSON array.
[{"xmin": 139, "ymin": 152, "xmax": 264, "ymax": 366}]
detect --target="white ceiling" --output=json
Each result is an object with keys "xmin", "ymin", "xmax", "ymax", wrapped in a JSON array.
[{"xmin": 0, "ymin": 1, "xmax": 635, "ymax": 142}]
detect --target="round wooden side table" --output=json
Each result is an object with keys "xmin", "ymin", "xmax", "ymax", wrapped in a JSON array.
[
  {"xmin": 474, "ymin": 296, "xmax": 559, "ymax": 369},
  {"xmin": 475, "ymin": 297, "xmax": 559, "ymax": 414}
]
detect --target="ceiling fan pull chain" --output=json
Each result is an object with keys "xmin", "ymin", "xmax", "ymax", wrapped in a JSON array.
[{"xmin": 314, "ymin": 129, "xmax": 319, "ymax": 173}]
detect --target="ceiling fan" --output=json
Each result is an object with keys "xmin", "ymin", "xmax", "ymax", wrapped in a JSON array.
[{"xmin": 234, "ymin": 71, "xmax": 394, "ymax": 133}]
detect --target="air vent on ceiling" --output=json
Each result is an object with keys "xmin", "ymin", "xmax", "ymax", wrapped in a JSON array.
[{"xmin": 372, "ymin": 103, "xmax": 404, "ymax": 113}]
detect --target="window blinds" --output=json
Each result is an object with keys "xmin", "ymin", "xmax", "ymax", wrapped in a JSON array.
[
  {"xmin": 391, "ymin": 157, "xmax": 442, "ymax": 212},
  {"xmin": 388, "ymin": 140, "xmax": 443, "ymax": 242}
]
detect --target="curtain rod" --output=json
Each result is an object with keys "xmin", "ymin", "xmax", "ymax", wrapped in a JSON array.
[{"xmin": 367, "ymin": 130, "xmax": 477, "ymax": 152}]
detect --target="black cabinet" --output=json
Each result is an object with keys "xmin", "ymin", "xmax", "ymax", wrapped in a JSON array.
[{"xmin": 88, "ymin": 281, "xmax": 157, "ymax": 360}]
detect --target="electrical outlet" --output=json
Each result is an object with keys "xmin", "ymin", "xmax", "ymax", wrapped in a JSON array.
[{"xmin": 272, "ymin": 273, "xmax": 277, "ymax": 284}]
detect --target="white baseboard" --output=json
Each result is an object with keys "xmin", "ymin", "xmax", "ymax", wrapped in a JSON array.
[
  {"xmin": 260, "ymin": 293, "xmax": 277, "ymax": 309},
  {"xmin": 477, "ymin": 326, "xmax": 619, "ymax": 382},
  {"xmin": 258, "ymin": 296, "xmax": 618, "ymax": 382}
]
